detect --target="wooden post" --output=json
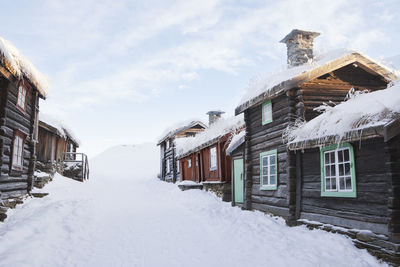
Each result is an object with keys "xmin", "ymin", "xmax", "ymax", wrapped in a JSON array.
[
  {"xmin": 27, "ymin": 91, "xmax": 39, "ymax": 192},
  {"xmin": 243, "ymin": 111, "xmax": 252, "ymax": 210},
  {"xmin": 286, "ymin": 88, "xmax": 298, "ymax": 225}
]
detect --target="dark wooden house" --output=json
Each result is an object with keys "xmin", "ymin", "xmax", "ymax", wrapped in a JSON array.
[
  {"xmin": 0, "ymin": 36, "xmax": 48, "ymax": 200},
  {"xmin": 176, "ymin": 112, "xmax": 244, "ymax": 201},
  {"xmin": 157, "ymin": 120, "xmax": 206, "ymax": 182},
  {"xmin": 234, "ymin": 29, "xmax": 398, "ymax": 260},
  {"xmin": 37, "ymin": 116, "xmax": 79, "ymax": 166}
]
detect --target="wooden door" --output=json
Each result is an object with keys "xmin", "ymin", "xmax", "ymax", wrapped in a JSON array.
[{"xmin": 233, "ymin": 158, "xmax": 244, "ymax": 203}]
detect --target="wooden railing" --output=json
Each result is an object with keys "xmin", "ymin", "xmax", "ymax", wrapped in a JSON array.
[{"xmin": 63, "ymin": 152, "xmax": 90, "ymax": 181}]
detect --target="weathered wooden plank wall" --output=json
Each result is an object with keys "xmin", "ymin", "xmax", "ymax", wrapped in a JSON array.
[
  {"xmin": 245, "ymin": 93, "xmax": 292, "ymax": 219},
  {"xmin": 0, "ymin": 78, "xmax": 35, "ymax": 199},
  {"xmin": 299, "ymin": 138, "xmax": 390, "ymax": 235}
]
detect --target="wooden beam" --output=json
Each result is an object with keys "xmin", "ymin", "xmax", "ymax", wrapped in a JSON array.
[{"xmin": 384, "ymin": 119, "xmax": 400, "ymax": 142}]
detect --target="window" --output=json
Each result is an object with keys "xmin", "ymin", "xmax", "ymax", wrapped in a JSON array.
[
  {"xmin": 321, "ymin": 143, "xmax": 356, "ymax": 198},
  {"xmin": 188, "ymin": 159, "xmax": 192, "ymax": 168},
  {"xmin": 12, "ymin": 132, "xmax": 25, "ymax": 170},
  {"xmin": 166, "ymin": 158, "xmax": 170, "ymax": 173},
  {"xmin": 17, "ymin": 83, "xmax": 28, "ymax": 112},
  {"xmin": 210, "ymin": 146, "xmax": 217, "ymax": 170},
  {"xmin": 262, "ymin": 100, "xmax": 272, "ymax": 125},
  {"xmin": 260, "ymin": 149, "xmax": 277, "ymax": 190},
  {"xmin": 177, "ymin": 160, "xmax": 180, "ymax": 173}
]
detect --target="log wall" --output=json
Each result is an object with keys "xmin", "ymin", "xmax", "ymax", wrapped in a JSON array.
[
  {"xmin": 245, "ymin": 93, "xmax": 292, "ymax": 219},
  {"xmin": 299, "ymin": 138, "xmax": 390, "ymax": 235},
  {"xmin": 0, "ymin": 77, "xmax": 37, "ymax": 199}
]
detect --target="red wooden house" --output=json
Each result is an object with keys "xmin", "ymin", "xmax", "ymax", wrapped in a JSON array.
[{"xmin": 176, "ymin": 111, "xmax": 244, "ymax": 201}]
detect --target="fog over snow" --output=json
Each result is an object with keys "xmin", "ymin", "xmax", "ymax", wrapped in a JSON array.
[{"xmin": 0, "ymin": 144, "xmax": 386, "ymax": 267}]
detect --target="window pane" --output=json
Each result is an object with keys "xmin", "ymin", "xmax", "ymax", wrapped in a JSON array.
[
  {"xmin": 262, "ymin": 156, "xmax": 268, "ymax": 166},
  {"xmin": 325, "ymin": 178, "xmax": 331, "ymax": 190},
  {"xmin": 270, "ymin": 165, "xmax": 276, "ymax": 175},
  {"xmin": 330, "ymin": 165, "xmax": 336, "ymax": 176},
  {"xmin": 325, "ymin": 166, "xmax": 330, "ymax": 177},
  {"xmin": 339, "ymin": 177, "xmax": 345, "ymax": 190},
  {"xmin": 338, "ymin": 150, "xmax": 343, "ymax": 163},
  {"xmin": 331, "ymin": 178, "xmax": 337, "ymax": 190},
  {"xmin": 269, "ymin": 155, "xmax": 276, "ymax": 165},
  {"xmin": 262, "ymin": 167, "xmax": 268, "ymax": 175},
  {"xmin": 343, "ymin": 149, "xmax": 350, "ymax": 161},
  {"xmin": 345, "ymin": 163, "xmax": 351, "ymax": 176},
  {"xmin": 339, "ymin": 164, "xmax": 344, "ymax": 176},
  {"xmin": 325, "ymin": 153, "xmax": 329, "ymax": 164},
  {"xmin": 262, "ymin": 175, "xmax": 269, "ymax": 186},
  {"xmin": 345, "ymin": 177, "xmax": 352, "ymax": 190},
  {"xmin": 269, "ymin": 175, "xmax": 276, "ymax": 185}
]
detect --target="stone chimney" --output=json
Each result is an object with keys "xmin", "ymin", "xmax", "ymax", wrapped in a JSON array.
[
  {"xmin": 207, "ymin": 110, "xmax": 225, "ymax": 126},
  {"xmin": 280, "ymin": 29, "xmax": 320, "ymax": 67}
]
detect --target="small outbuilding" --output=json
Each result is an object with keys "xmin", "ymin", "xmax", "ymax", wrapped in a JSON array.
[{"xmin": 157, "ymin": 120, "xmax": 207, "ymax": 182}]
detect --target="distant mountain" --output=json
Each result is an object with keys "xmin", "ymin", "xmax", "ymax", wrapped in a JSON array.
[{"xmin": 90, "ymin": 142, "xmax": 159, "ymax": 179}]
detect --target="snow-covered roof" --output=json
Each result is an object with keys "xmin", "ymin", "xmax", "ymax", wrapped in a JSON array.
[
  {"xmin": 226, "ymin": 129, "xmax": 246, "ymax": 155},
  {"xmin": 39, "ymin": 113, "xmax": 80, "ymax": 146},
  {"xmin": 236, "ymin": 49, "xmax": 397, "ymax": 115},
  {"xmin": 286, "ymin": 83, "xmax": 400, "ymax": 150},
  {"xmin": 157, "ymin": 120, "xmax": 207, "ymax": 145},
  {"xmin": 176, "ymin": 115, "xmax": 244, "ymax": 158},
  {"xmin": 0, "ymin": 36, "xmax": 48, "ymax": 98}
]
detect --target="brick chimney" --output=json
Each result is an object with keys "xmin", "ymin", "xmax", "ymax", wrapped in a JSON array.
[
  {"xmin": 207, "ymin": 110, "xmax": 225, "ymax": 126},
  {"xmin": 280, "ymin": 29, "xmax": 320, "ymax": 67}
]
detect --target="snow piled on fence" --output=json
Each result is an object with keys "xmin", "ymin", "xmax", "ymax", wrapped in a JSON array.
[
  {"xmin": 157, "ymin": 119, "xmax": 206, "ymax": 144},
  {"xmin": 175, "ymin": 115, "xmax": 244, "ymax": 157},
  {"xmin": 238, "ymin": 48, "xmax": 395, "ymax": 108},
  {"xmin": 0, "ymin": 142, "xmax": 386, "ymax": 266},
  {"xmin": 286, "ymin": 84, "xmax": 400, "ymax": 145},
  {"xmin": 39, "ymin": 113, "xmax": 80, "ymax": 145},
  {"xmin": 0, "ymin": 36, "xmax": 48, "ymax": 97}
]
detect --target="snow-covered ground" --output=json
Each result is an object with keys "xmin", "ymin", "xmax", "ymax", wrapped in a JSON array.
[{"xmin": 0, "ymin": 143, "xmax": 386, "ymax": 266}]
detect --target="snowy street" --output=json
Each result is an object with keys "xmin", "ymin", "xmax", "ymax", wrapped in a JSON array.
[{"xmin": 0, "ymin": 144, "xmax": 386, "ymax": 267}]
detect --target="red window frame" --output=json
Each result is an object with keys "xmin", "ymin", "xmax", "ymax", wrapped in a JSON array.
[
  {"xmin": 16, "ymin": 80, "xmax": 30, "ymax": 113},
  {"xmin": 11, "ymin": 130, "xmax": 26, "ymax": 171}
]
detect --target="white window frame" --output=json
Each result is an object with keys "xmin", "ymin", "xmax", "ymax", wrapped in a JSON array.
[
  {"xmin": 17, "ymin": 84, "xmax": 27, "ymax": 111},
  {"xmin": 177, "ymin": 160, "xmax": 180, "ymax": 173},
  {"xmin": 321, "ymin": 143, "xmax": 356, "ymax": 198},
  {"xmin": 12, "ymin": 133, "xmax": 24, "ymax": 170},
  {"xmin": 188, "ymin": 159, "xmax": 192, "ymax": 168},
  {"xmin": 260, "ymin": 149, "xmax": 277, "ymax": 190},
  {"xmin": 262, "ymin": 100, "xmax": 272, "ymax": 125},
  {"xmin": 166, "ymin": 158, "xmax": 170, "ymax": 174},
  {"xmin": 210, "ymin": 146, "xmax": 217, "ymax": 170}
]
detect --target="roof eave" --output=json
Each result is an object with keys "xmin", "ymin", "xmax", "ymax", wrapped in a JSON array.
[{"xmin": 235, "ymin": 52, "xmax": 397, "ymax": 115}]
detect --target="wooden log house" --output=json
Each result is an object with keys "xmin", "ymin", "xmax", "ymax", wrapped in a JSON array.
[
  {"xmin": 36, "ymin": 115, "xmax": 79, "ymax": 171},
  {"xmin": 0, "ymin": 36, "xmax": 48, "ymax": 200},
  {"xmin": 157, "ymin": 120, "xmax": 207, "ymax": 182},
  {"xmin": 234, "ymin": 29, "xmax": 399, "ymax": 261},
  {"xmin": 176, "ymin": 112, "xmax": 244, "ymax": 201}
]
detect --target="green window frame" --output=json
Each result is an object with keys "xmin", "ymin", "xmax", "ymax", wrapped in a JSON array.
[
  {"xmin": 262, "ymin": 100, "xmax": 273, "ymax": 125},
  {"xmin": 320, "ymin": 143, "xmax": 356, "ymax": 198},
  {"xmin": 260, "ymin": 149, "xmax": 278, "ymax": 190}
]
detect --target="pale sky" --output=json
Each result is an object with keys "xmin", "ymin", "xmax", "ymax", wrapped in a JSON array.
[{"xmin": 1, "ymin": 0, "xmax": 399, "ymax": 157}]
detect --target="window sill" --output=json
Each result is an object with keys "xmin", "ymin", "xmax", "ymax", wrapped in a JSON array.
[
  {"xmin": 262, "ymin": 119, "xmax": 273, "ymax": 126},
  {"xmin": 321, "ymin": 191, "xmax": 356, "ymax": 198},
  {"xmin": 260, "ymin": 185, "xmax": 277, "ymax": 191}
]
